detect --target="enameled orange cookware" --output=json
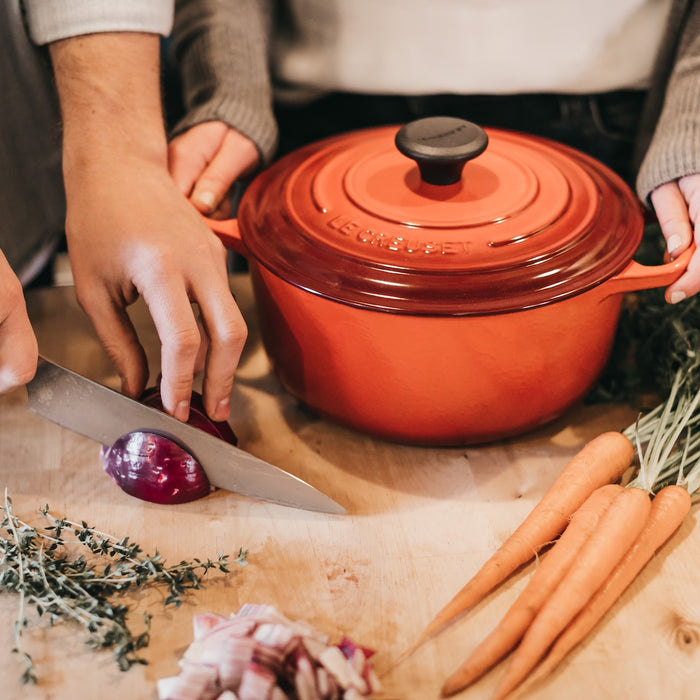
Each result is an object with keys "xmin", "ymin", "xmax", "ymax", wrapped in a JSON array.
[{"xmin": 208, "ymin": 117, "xmax": 690, "ymax": 445}]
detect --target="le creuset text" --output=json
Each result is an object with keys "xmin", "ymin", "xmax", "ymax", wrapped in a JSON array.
[{"xmin": 327, "ymin": 214, "xmax": 473, "ymax": 256}]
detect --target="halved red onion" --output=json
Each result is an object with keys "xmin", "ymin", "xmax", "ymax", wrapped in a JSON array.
[
  {"xmin": 101, "ymin": 431, "xmax": 213, "ymax": 504},
  {"xmin": 101, "ymin": 386, "xmax": 238, "ymax": 505}
]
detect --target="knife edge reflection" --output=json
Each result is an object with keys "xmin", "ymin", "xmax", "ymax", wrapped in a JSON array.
[{"xmin": 26, "ymin": 357, "xmax": 346, "ymax": 515}]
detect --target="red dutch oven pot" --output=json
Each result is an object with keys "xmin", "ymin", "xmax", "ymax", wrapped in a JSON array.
[{"xmin": 208, "ymin": 117, "xmax": 690, "ymax": 446}]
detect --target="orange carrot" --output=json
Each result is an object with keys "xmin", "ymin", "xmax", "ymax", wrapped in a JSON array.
[
  {"xmin": 519, "ymin": 484, "xmax": 691, "ymax": 695},
  {"xmin": 440, "ymin": 483, "xmax": 623, "ymax": 698},
  {"xmin": 491, "ymin": 485, "xmax": 652, "ymax": 700},
  {"xmin": 415, "ymin": 432, "xmax": 633, "ymax": 647}
]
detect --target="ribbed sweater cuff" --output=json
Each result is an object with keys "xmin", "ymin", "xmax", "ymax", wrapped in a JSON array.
[
  {"xmin": 170, "ymin": 97, "xmax": 279, "ymax": 168},
  {"xmin": 23, "ymin": 0, "xmax": 174, "ymax": 44}
]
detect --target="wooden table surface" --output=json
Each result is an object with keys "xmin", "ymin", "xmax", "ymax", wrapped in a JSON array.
[{"xmin": 1, "ymin": 275, "xmax": 699, "ymax": 700}]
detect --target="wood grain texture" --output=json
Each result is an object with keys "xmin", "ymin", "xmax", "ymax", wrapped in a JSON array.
[{"xmin": 0, "ymin": 276, "xmax": 697, "ymax": 700}]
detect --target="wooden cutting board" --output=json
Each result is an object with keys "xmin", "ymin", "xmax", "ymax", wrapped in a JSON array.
[{"xmin": 1, "ymin": 276, "xmax": 699, "ymax": 700}]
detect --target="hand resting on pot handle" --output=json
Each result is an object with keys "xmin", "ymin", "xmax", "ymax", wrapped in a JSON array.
[
  {"xmin": 651, "ymin": 173, "xmax": 700, "ymax": 304},
  {"xmin": 169, "ymin": 121, "xmax": 260, "ymax": 220}
]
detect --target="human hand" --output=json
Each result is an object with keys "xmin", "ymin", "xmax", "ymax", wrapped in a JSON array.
[
  {"xmin": 50, "ymin": 33, "xmax": 246, "ymax": 422},
  {"xmin": 650, "ymin": 174, "xmax": 700, "ymax": 304},
  {"xmin": 63, "ymin": 153, "xmax": 247, "ymax": 422},
  {"xmin": 169, "ymin": 121, "xmax": 259, "ymax": 219},
  {"xmin": 0, "ymin": 251, "xmax": 38, "ymax": 393}
]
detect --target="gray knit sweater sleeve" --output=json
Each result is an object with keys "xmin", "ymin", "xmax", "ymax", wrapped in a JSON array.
[
  {"xmin": 636, "ymin": 0, "xmax": 700, "ymax": 204},
  {"xmin": 169, "ymin": 0, "xmax": 278, "ymax": 167}
]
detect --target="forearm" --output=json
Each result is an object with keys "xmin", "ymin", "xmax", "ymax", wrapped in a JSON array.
[
  {"xmin": 635, "ymin": 2, "xmax": 700, "ymax": 304},
  {"xmin": 636, "ymin": 0, "xmax": 700, "ymax": 203},
  {"xmin": 49, "ymin": 32, "xmax": 168, "ymax": 185},
  {"xmin": 170, "ymin": 0, "xmax": 278, "ymax": 165}
]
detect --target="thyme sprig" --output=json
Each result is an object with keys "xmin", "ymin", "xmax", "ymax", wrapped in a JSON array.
[{"xmin": 0, "ymin": 493, "xmax": 247, "ymax": 684}]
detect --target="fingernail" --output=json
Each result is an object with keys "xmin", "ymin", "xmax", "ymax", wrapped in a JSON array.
[
  {"xmin": 0, "ymin": 367, "xmax": 20, "ymax": 392},
  {"xmin": 214, "ymin": 397, "xmax": 230, "ymax": 421},
  {"xmin": 670, "ymin": 291, "xmax": 687, "ymax": 304},
  {"xmin": 195, "ymin": 191, "xmax": 216, "ymax": 213},
  {"xmin": 174, "ymin": 400, "xmax": 190, "ymax": 422},
  {"xmin": 667, "ymin": 234, "xmax": 683, "ymax": 256}
]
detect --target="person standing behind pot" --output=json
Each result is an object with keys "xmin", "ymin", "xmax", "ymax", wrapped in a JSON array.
[
  {"xmin": 0, "ymin": 1, "xmax": 261, "ymax": 423},
  {"xmin": 167, "ymin": 0, "xmax": 700, "ymax": 306}
]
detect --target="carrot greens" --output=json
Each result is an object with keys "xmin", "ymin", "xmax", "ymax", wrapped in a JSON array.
[
  {"xmin": 0, "ymin": 492, "xmax": 247, "ymax": 684},
  {"xmin": 625, "ymin": 357, "xmax": 700, "ymax": 496}
]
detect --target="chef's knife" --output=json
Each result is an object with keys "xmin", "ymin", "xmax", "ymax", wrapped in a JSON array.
[{"xmin": 26, "ymin": 357, "xmax": 345, "ymax": 514}]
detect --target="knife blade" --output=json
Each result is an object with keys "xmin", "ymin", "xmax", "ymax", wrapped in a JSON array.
[{"xmin": 26, "ymin": 357, "xmax": 345, "ymax": 514}]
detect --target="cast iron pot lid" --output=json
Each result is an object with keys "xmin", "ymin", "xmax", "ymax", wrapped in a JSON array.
[{"xmin": 237, "ymin": 116, "xmax": 644, "ymax": 315}]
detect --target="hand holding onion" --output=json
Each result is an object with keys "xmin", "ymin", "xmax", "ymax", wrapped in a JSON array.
[
  {"xmin": 101, "ymin": 386, "xmax": 238, "ymax": 504},
  {"xmin": 50, "ymin": 33, "xmax": 246, "ymax": 426}
]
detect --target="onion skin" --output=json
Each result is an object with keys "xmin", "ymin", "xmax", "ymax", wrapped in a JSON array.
[
  {"xmin": 101, "ymin": 387, "xmax": 238, "ymax": 505},
  {"xmin": 140, "ymin": 386, "xmax": 238, "ymax": 446}
]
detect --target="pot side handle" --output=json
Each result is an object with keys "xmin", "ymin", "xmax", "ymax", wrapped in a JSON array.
[
  {"xmin": 203, "ymin": 216, "xmax": 249, "ymax": 258},
  {"xmin": 602, "ymin": 244, "xmax": 695, "ymax": 297}
]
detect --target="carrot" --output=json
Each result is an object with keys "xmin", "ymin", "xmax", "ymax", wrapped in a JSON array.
[
  {"xmin": 414, "ymin": 432, "xmax": 633, "ymax": 647},
  {"xmin": 490, "ymin": 485, "xmax": 652, "ymax": 700},
  {"xmin": 440, "ymin": 483, "xmax": 623, "ymax": 698},
  {"xmin": 519, "ymin": 484, "xmax": 691, "ymax": 695}
]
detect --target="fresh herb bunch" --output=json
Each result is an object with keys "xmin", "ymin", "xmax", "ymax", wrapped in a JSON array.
[{"xmin": 0, "ymin": 493, "xmax": 248, "ymax": 684}]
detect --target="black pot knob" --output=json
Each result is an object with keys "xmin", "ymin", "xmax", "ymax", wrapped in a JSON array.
[{"xmin": 395, "ymin": 116, "xmax": 488, "ymax": 186}]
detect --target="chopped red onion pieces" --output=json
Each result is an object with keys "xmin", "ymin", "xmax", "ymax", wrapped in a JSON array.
[{"xmin": 158, "ymin": 604, "xmax": 378, "ymax": 700}]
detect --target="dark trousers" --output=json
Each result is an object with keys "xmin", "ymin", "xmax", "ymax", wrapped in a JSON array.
[{"xmin": 274, "ymin": 90, "xmax": 647, "ymax": 185}]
